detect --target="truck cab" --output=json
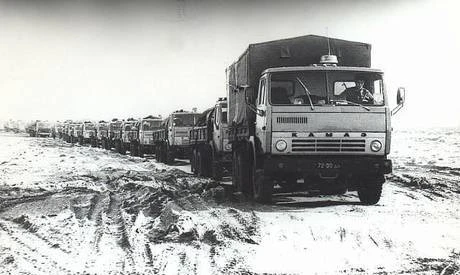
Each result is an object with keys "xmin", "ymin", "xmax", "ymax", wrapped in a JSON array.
[
  {"xmin": 190, "ymin": 98, "xmax": 232, "ymax": 179},
  {"xmin": 254, "ymin": 66, "xmax": 393, "ymax": 199},
  {"xmin": 35, "ymin": 121, "xmax": 53, "ymax": 138},
  {"xmin": 154, "ymin": 110, "xmax": 201, "ymax": 164},
  {"xmin": 96, "ymin": 121, "xmax": 109, "ymax": 149},
  {"xmin": 120, "ymin": 118, "xmax": 138, "ymax": 155},
  {"xmin": 82, "ymin": 121, "xmax": 97, "ymax": 146},
  {"xmin": 71, "ymin": 123, "xmax": 83, "ymax": 144},
  {"xmin": 132, "ymin": 115, "xmax": 163, "ymax": 157},
  {"xmin": 108, "ymin": 119, "xmax": 123, "ymax": 152}
]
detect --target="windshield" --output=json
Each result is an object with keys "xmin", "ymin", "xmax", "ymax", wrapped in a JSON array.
[
  {"xmin": 110, "ymin": 122, "xmax": 122, "ymax": 130},
  {"xmin": 173, "ymin": 114, "xmax": 200, "ymax": 127},
  {"xmin": 142, "ymin": 120, "xmax": 162, "ymax": 130},
  {"xmin": 269, "ymin": 71, "xmax": 384, "ymax": 106},
  {"xmin": 84, "ymin": 124, "xmax": 95, "ymax": 130},
  {"xmin": 124, "ymin": 123, "xmax": 135, "ymax": 131}
]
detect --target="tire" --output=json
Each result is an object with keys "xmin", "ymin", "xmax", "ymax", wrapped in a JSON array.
[
  {"xmin": 253, "ymin": 168, "xmax": 274, "ymax": 203},
  {"xmin": 119, "ymin": 142, "xmax": 126, "ymax": 155},
  {"xmin": 199, "ymin": 146, "xmax": 212, "ymax": 177},
  {"xmin": 166, "ymin": 144, "xmax": 174, "ymax": 164},
  {"xmin": 138, "ymin": 144, "xmax": 144, "ymax": 158},
  {"xmin": 130, "ymin": 143, "xmax": 138, "ymax": 156},
  {"xmin": 190, "ymin": 149, "xmax": 197, "ymax": 175},
  {"xmin": 357, "ymin": 175, "xmax": 384, "ymax": 205},
  {"xmin": 155, "ymin": 146, "xmax": 160, "ymax": 162},
  {"xmin": 211, "ymin": 161, "xmax": 223, "ymax": 181},
  {"xmin": 234, "ymin": 146, "xmax": 252, "ymax": 195},
  {"xmin": 196, "ymin": 150, "xmax": 202, "ymax": 176}
]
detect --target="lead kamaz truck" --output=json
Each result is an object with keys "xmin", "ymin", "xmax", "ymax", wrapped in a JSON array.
[{"xmin": 228, "ymin": 35, "xmax": 405, "ymax": 204}]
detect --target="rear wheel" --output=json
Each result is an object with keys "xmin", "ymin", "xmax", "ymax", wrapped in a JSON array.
[
  {"xmin": 190, "ymin": 149, "xmax": 197, "ymax": 175},
  {"xmin": 357, "ymin": 175, "xmax": 384, "ymax": 205},
  {"xmin": 211, "ymin": 161, "xmax": 223, "ymax": 181},
  {"xmin": 130, "ymin": 143, "xmax": 136, "ymax": 156},
  {"xmin": 166, "ymin": 144, "xmax": 174, "ymax": 164},
  {"xmin": 198, "ymin": 146, "xmax": 211, "ymax": 177},
  {"xmin": 138, "ymin": 144, "xmax": 144, "ymax": 158},
  {"xmin": 234, "ymin": 146, "xmax": 252, "ymax": 195},
  {"xmin": 155, "ymin": 146, "xmax": 160, "ymax": 162}
]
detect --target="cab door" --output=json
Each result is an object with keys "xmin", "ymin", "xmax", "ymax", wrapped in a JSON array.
[
  {"xmin": 255, "ymin": 77, "xmax": 268, "ymax": 153},
  {"xmin": 212, "ymin": 106, "xmax": 222, "ymax": 152}
]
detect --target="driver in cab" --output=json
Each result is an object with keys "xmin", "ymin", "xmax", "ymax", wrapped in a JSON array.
[{"xmin": 344, "ymin": 80, "xmax": 374, "ymax": 104}]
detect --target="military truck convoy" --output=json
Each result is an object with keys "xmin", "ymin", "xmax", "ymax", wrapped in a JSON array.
[{"xmin": 26, "ymin": 35, "xmax": 405, "ymax": 205}]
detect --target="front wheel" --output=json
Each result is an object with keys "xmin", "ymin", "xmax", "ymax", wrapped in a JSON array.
[{"xmin": 357, "ymin": 175, "xmax": 384, "ymax": 205}]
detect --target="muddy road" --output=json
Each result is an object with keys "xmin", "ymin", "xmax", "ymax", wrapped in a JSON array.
[{"xmin": 0, "ymin": 131, "xmax": 459, "ymax": 274}]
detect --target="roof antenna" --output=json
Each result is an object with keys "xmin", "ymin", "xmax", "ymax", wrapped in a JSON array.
[{"xmin": 319, "ymin": 27, "xmax": 338, "ymax": 65}]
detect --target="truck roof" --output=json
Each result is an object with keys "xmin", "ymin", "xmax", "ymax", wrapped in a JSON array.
[{"xmin": 262, "ymin": 66, "xmax": 383, "ymax": 74}]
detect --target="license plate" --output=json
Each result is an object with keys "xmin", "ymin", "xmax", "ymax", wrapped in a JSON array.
[{"xmin": 317, "ymin": 162, "xmax": 341, "ymax": 169}]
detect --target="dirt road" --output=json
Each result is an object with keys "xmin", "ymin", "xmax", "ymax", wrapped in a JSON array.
[{"xmin": 0, "ymin": 132, "xmax": 459, "ymax": 274}]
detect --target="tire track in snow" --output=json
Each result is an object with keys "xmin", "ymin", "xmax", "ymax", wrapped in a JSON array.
[{"xmin": 0, "ymin": 219, "xmax": 73, "ymax": 274}]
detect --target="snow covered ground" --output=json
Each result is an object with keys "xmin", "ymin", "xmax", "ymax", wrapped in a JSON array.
[{"xmin": 0, "ymin": 130, "xmax": 459, "ymax": 274}]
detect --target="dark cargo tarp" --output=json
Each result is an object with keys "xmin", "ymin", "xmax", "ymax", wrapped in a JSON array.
[{"xmin": 226, "ymin": 35, "xmax": 372, "ymax": 129}]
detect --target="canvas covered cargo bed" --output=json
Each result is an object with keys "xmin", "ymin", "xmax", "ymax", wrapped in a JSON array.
[{"xmin": 226, "ymin": 35, "xmax": 372, "ymax": 135}]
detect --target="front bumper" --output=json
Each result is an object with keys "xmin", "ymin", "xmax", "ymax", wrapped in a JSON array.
[{"xmin": 263, "ymin": 155, "xmax": 392, "ymax": 178}]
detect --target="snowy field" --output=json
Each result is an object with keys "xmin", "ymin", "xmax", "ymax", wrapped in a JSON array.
[{"xmin": 0, "ymin": 129, "xmax": 459, "ymax": 274}]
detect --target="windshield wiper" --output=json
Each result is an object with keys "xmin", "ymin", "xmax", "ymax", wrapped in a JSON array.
[
  {"xmin": 330, "ymin": 99, "xmax": 370, "ymax": 111},
  {"xmin": 296, "ymin": 77, "xmax": 314, "ymax": 110}
]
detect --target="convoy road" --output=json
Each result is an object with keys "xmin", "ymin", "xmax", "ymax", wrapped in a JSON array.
[{"xmin": 0, "ymin": 132, "xmax": 459, "ymax": 274}]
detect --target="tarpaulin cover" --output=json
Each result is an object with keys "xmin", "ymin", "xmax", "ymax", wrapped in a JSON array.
[{"xmin": 226, "ymin": 35, "xmax": 372, "ymax": 131}]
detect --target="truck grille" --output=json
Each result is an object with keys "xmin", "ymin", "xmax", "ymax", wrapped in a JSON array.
[
  {"xmin": 276, "ymin": 116, "xmax": 308, "ymax": 124},
  {"xmin": 291, "ymin": 139, "xmax": 365, "ymax": 152}
]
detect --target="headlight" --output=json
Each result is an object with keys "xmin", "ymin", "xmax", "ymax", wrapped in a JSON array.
[
  {"xmin": 275, "ymin": 140, "xmax": 287, "ymax": 152},
  {"xmin": 370, "ymin": 140, "xmax": 382, "ymax": 152}
]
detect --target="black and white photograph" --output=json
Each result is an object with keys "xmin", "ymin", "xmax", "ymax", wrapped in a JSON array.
[{"xmin": 0, "ymin": 0, "xmax": 459, "ymax": 274}]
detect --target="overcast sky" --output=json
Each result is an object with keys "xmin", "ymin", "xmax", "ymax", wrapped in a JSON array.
[{"xmin": 1, "ymin": 0, "xmax": 459, "ymax": 128}]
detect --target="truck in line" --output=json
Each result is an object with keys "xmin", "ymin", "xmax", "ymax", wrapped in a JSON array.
[
  {"xmin": 189, "ymin": 98, "xmax": 232, "ymax": 180},
  {"xmin": 130, "ymin": 115, "xmax": 163, "ymax": 157},
  {"xmin": 226, "ymin": 35, "xmax": 405, "ymax": 204},
  {"xmin": 120, "ymin": 118, "xmax": 138, "ymax": 155},
  {"xmin": 35, "ymin": 121, "xmax": 53, "ymax": 138},
  {"xmin": 96, "ymin": 121, "xmax": 110, "ymax": 149},
  {"xmin": 107, "ymin": 119, "xmax": 123, "ymax": 152},
  {"xmin": 81, "ymin": 121, "xmax": 97, "ymax": 146},
  {"xmin": 153, "ymin": 110, "xmax": 201, "ymax": 164}
]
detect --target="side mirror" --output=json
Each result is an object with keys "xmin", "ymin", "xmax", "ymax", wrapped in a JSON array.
[
  {"xmin": 397, "ymin": 87, "xmax": 405, "ymax": 105},
  {"xmin": 391, "ymin": 87, "xmax": 406, "ymax": 116}
]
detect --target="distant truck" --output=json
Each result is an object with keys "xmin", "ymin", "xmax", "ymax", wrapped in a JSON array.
[
  {"xmin": 120, "ymin": 118, "xmax": 138, "ymax": 155},
  {"xmin": 227, "ymin": 35, "xmax": 405, "ymax": 204},
  {"xmin": 35, "ymin": 121, "xmax": 53, "ymax": 138},
  {"xmin": 130, "ymin": 115, "xmax": 163, "ymax": 157},
  {"xmin": 189, "ymin": 98, "xmax": 231, "ymax": 180},
  {"xmin": 70, "ymin": 122, "xmax": 83, "ymax": 144},
  {"xmin": 153, "ymin": 110, "xmax": 201, "ymax": 164},
  {"xmin": 107, "ymin": 119, "xmax": 123, "ymax": 152},
  {"xmin": 54, "ymin": 122, "xmax": 63, "ymax": 139},
  {"xmin": 96, "ymin": 121, "xmax": 110, "ymax": 149},
  {"xmin": 81, "ymin": 121, "xmax": 97, "ymax": 146},
  {"xmin": 26, "ymin": 121, "xmax": 38, "ymax": 137}
]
